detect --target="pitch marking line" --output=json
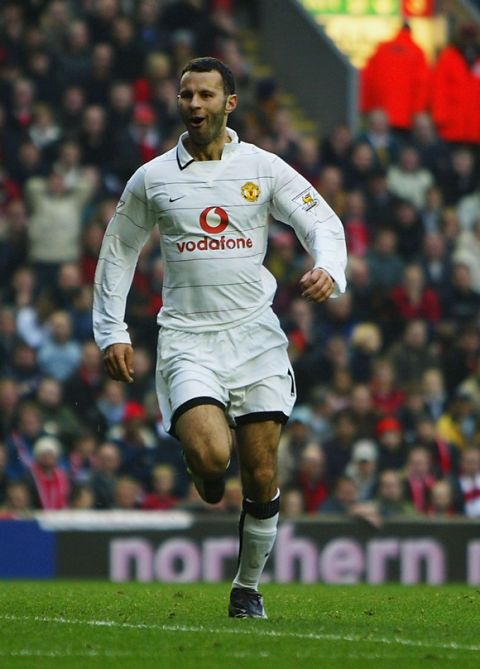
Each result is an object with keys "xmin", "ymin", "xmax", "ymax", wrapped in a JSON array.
[{"xmin": 1, "ymin": 614, "xmax": 478, "ymax": 654}]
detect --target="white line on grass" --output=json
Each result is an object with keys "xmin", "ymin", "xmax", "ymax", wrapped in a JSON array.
[{"xmin": 1, "ymin": 613, "xmax": 478, "ymax": 654}]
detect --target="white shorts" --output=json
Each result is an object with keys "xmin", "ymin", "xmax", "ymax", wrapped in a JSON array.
[{"xmin": 155, "ymin": 308, "xmax": 296, "ymax": 434}]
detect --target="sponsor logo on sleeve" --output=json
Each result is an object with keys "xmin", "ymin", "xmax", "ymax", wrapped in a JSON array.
[{"xmin": 293, "ymin": 188, "xmax": 318, "ymax": 212}]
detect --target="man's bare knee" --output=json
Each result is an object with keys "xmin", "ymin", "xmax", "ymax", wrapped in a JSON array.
[
  {"xmin": 186, "ymin": 443, "xmax": 230, "ymax": 479},
  {"xmin": 176, "ymin": 404, "xmax": 232, "ymax": 479}
]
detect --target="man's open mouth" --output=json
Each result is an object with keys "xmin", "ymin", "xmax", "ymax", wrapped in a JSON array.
[{"xmin": 189, "ymin": 116, "xmax": 206, "ymax": 128}]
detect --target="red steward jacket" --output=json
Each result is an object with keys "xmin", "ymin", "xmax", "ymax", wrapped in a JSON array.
[
  {"xmin": 360, "ymin": 28, "xmax": 431, "ymax": 129},
  {"xmin": 431, "ymin": 46, "xmax": 480, "ymax": 143}
]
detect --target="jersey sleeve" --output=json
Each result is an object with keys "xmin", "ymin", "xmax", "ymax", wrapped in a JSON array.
[
  {"xmin": 269, "ymin": 155, "xmax": 347, "ymax": 296},
  {"xmin": 92, "ymin": 167, "xmax": 155, "ymax": 351}
]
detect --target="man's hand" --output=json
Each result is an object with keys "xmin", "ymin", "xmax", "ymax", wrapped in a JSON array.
[
  {"xmin": 299, "ymin": 268, "xmax": 335, "ymax": 303},
  {"xmin": 104, "ymin": 343, "xmax": 134, "ymax": 383}
]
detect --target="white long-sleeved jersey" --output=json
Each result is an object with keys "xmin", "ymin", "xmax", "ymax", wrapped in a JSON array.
[{"xmin": 93, "ymin": 129, "xmax": 347, "ymax": 350}]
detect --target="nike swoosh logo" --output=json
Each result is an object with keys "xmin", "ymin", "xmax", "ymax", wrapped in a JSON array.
[{"xmin": 169, "ymin": 195, "xmax": 186, "ymax": 202}]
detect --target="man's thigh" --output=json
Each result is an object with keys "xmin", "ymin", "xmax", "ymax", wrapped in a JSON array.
[{"xmin": 175, "ymin": 403, "xmax": 233, "ymax": 464}]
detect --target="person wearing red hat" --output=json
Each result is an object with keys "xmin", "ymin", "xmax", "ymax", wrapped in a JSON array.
[{"xmin": 376, "ymin": 415, "xmax": 408, "ymax": 472}]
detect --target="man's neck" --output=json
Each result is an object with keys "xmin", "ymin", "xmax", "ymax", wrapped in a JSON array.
[{"xmin": 184, "ymin": 130, "xmax": 231, "ymax": 162}]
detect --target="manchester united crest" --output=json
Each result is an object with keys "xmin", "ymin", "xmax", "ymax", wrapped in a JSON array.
[{"xmin": 241, "ymin": 181, "xmax": 260, "ymax": 202}]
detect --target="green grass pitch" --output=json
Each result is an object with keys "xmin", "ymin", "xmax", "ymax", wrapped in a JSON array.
[{"xmin": 0, "ymin": 582, "xmax": 479, "ymax": 668}]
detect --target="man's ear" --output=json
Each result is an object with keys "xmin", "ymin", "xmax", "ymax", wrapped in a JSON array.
[{"xmin": 225, "ymin": 94, "xmax": 238, "ymax": 115}]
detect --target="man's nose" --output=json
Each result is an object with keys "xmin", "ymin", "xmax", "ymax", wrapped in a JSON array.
[{"xmin": 189, "ymin": 93, "xmax": 202, "ymax": 109}]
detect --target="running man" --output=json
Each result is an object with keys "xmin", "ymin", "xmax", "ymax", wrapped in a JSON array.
[{"xmin": 93, "ymin": 57, "xmax": 347, "ymax": 618}]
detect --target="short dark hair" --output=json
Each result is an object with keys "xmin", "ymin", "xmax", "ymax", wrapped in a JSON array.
[{"xmin": 180, "ymin": 57, "xmax": 236, "ymax": 95}]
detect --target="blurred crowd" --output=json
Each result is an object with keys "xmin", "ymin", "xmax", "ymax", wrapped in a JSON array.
[{"xmin": 0, "ymin": 0, "xmax": 479, "ymax": 524}]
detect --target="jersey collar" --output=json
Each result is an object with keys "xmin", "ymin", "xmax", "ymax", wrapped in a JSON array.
[{"xmin": 176, "ymin": 127, "xmax": 240, "ymax": 170}]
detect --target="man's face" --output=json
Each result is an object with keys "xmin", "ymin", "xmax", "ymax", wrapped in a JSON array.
[{"xmin": 177, "ymin": 70, "xmax": 236, "ymax": 147}]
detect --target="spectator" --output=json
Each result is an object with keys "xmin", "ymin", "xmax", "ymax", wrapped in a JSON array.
[
  {"xmin": 366, "ymin": 227, "xmax": 404, "ymax": 292},
  {"xmin": 349, "ymin": 383, "xmax": 379, "ymax": 438},
  {"xmin": 455, "ymin": 447, "xmax": 480, "ymax": 517},
  {"xmin": 442, "ymin": 324, "xmax": 480, "ymax": 395},
  {"xmin": 277, "ymin": 405, "xmax": 313, "ymax": 486},
  {"xmin": 457, "ymin": 182, "xmax": 480, "ymax": 232},
  {"xmin": 364, "ymin": 167, "xmax": 398, "ymax": 230},
  {"xmin": 280, "ymin": 486, "xmax": 305, "ymax": 517},
  {"xmin": 349, "ymin": 322, "xmax": 382, "ymax": 383},
  {"xmin": 111, "ymin": 16, "xmax": 144, "ymax": 82},
  {"xmin": 0, "ymin": 307, "xmax": 19, "ymax": 371},
  {"xmin": 357, "ymin": 108, "xmax": 399, "ymax": 168},
  {"xmin": 28, "ymin": 102, "xmax": 61, "ymax": 158},
  {"xmin": 344, "ymin": 141, "xmax": 376, "ymax": 191},
  {"xmin": 376, "ymin": 415, "xmax": 407, "ymax": 471},
  {"xmin": 0, "ymin": 199, "xmax": 29, "ymax": 282},
  {"xmin": 64, "ymin": 339, "xmax": 105, "ymax": 429},
  {"xmin": 317, "ymin": 165, "xmax": 348, "ymax": 219},
  {"xmin": 27, "ymin": 435, "xmax": 69, "ymax": 510},
  {"xmin": 142, "ymin": 464, "xmax": 179, "ymax": 510},
  {"xmin": 343, "ymin": 190, "xmax": 370, "ymax": 258},
  {"xmin": 37, "ymin": 311, "xmax": 82, "ymax": 382},
  {"xmin": 96, "ymin": 379, "xmax": 128, "ymax": 431},
  {"xmin": 291, "ymin": 442, "xmax": 329, "ymax": 513},
  {"xmin": 439, "ymin": 146, "xmax": 478, "ymax": 206},
  {"xmin": 6, "ymin": 402, "xmax": 44, "ymax": 480},
  {"xmin": 319, "ymin": 475, "xmax": 359, "ymax": 515},
  {"xmin": 345, "ymin": 439, "xmax": 378, "ymax": 501},
  {"xmin": 223, "ymin": 477, "xmax": 244, "ymax": 514},
  {"xmin": 437, "ymin": 390, "xmax": 479, "ymax": 450},
  {"xmin": 414, "ymin": 414, "xmax": 460, "ymax": 478},
  {"xmin": 403, "ymin": 446, "xmax": 437, "ymax": 514},
  {"xmin": 113, "ymin": 476, "xmax": 141, "ymax": 510},
  {"xmin": 321, "ymin": 123, "xmax": 352, "ymax": 171},
  {"xmin": 390, "ymin": 264, "xmax": 441, "ymax": 327},
  {"xmin": 59, "ymin": 85, "xmax": 87, "ymax": 138},
  {"xmin": 392, "ymin": 199, "xmax": 424, "ymax": 262},
  {"xmin": 323, "ymin": 409, "xmax": 359, "ymax": 482},
  {"xmin": 25, "ymin": 170, "xmax": 95, "ymax": 280},
  {"xmin": 68, "ymin": 431, "xmax": 98, "ymax": 485},
  {"xmin": 410, "ymin": 113, "xmax": 450, "ymax": 181},
  {"xmin": 91, "ymin": 441, "xmax": 122, "ymax": 509},
  {"xmin": 0, "ymin": 379, "xmax": 20, "ymax": 441},
  {"xmin": 421, "ymin": 186, "xmax": 444, "ymax": 234},
  {"xmin": 112, "ymin": 401, "xmax": 157, "ymax": 488},
  {"xmin": 442, "ymin": 262, "xmax": 480, "ymax": 326},
  {"xmin": 387, "ymin": 145, "xmax": 434, "ymax": 211},
  {"xmin": 428, "ymin": 479, "xmax": 457, "ymax": 517},
  {"xmin": 453, "ymin": 220, "xmax": 480, "ymax": 294},
  {"xmin": 0, "ymin": 443, "xmax": 9, "ymax": 506},
  {"xmin": 8, "ymin": 341, "xmax": 42, "ymax": 398},
  {"xmin": 57, "ymin": 20, "xmax": 91, "ymax": 87},
  {"xmin": 390, "ymin": 319, "xmax": 438, "ymax": 386},
  {"xmin": 421, "ymin": 367, "xmax": 448, "ymax": 422},
  {"xmin": 375, "ymin": 469, "xmax": 415, "ymax": 518},
  {"xmin": 69, "ymin": 484, "xmax": 95, "ymax": 510},
  {"xmin": 420, "ymin": 232, "xmax": 453, "ymax": 302},
  {"xmin": 35, "ymin": 377, "xmax": 81, "ymax": 447},
  {"xmin": 370, "ymin": 358, "xmax": 405, "ymax": 416},
  {"xmin": 77, "ymin": 105, "xmax": 111, "ymax": 169},
  {"xmin": 1, "ymin": 481, "xmax": 33, "ymax": 519}
]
